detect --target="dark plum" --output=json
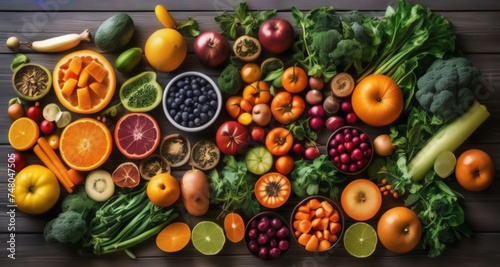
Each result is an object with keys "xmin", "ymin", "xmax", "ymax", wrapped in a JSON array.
[
  {"xmin": 258, "ymin": 233, "xmax": 269, "ymax": 245},
  {"xmin": 258, "ymin": 247, "xmax": 269, "ymax": 258},
  {"xmin": 266, "ymin": 228, "xmax": 276, "ymax": 238},
  {"xmin": 276, "ymin": 226, "xmax": 289, "ymax": 239},
  {"xmin": 278, "ymin": 240, "xmax": 289, "ymax": 251},
  {"xmin": 248, "ymin": 240, "xmax": 259, "ymax": 252},
  {"xmin": 247, "ymin": 228, "xmax": 258, "ymax": 240},
  {"xmin": 258, "ymin": 220, "xmax": 270, "ymax": 232},
  {"xmin": 270, "ymin": 218, "xmax": 282, "ymax": 229},
  {"xmin": 269, "ymin": 248, "xmax": 281, "ymax": 259}
]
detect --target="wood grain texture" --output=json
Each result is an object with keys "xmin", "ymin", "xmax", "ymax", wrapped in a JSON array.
[{"xmin": 0, "ymin": 0, "xmax": 500, "ymax": 266}]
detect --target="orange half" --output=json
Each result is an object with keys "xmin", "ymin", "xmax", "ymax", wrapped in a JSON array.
[
  {"xmin": 156, "ymin": 222, "xmax": 191, "ymax": 252},
  {"xmin": 8, "ymin": 117, "xmax": 39, "ymax": 151},
  {"xmin": 59, "ymin": 118, "xmax": 112, "ymax": 171},
  {"xmin": 224, "ymin": 212, "xmax": 245, "ymax": 243}
]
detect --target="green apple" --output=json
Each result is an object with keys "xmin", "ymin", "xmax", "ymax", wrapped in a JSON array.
[{"xmin": 245, "ymin": 146, "xmax": 274, "ymax": 175}]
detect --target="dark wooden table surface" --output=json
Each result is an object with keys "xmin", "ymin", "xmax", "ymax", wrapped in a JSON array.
[{"xmin": 1, "ymin": 1, "xmax": 499, "ymax": 266}]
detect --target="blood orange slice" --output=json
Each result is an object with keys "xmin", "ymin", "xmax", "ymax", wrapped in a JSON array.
[
  {"xmin": 112, "ymin": 162, "xmax": 141, "ymax": 188},
  {"xmin": 114, "ymin": 113, "xmax": 161, "ymax": 160},
  {"xmin": 53, "ymin": 50, "xmax": 116, "ymax": 114},
  {"xmin": 59, "ymin": 118, "xmax": 112, "ymax": 171}
]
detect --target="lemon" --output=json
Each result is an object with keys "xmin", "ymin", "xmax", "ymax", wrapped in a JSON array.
[
  {"xmin": 191, "ymin": 221, "xmax": 225, "ymax": 255},
  {"xmin": 434, "ymin": 151, "xmax": 457, "ymax": 178}
]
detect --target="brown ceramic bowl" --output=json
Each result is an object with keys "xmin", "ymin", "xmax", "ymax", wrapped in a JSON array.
[{"xmin": 244, "ymin": 211, "xmax": 291, "ymax": 260}]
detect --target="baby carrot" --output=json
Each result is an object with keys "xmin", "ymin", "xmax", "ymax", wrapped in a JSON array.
[{"xmin": 34, "ymin": 145, "xmax": 73, "ymax": 193}]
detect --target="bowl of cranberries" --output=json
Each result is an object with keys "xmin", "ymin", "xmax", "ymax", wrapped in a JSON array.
[
  {"xmin": 327, "ymin": 126, "xmax": 373, "ymax": 175},
  {"xmin": 162, "ymin": 71, "xmax": 222, "ymax": 132}
]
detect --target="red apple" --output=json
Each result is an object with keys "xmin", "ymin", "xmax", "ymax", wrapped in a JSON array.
[
  {"xmin": 258, "ymin": 18, "xmax": 294, "ymax": 54},
  {"xmin": 193, "ymin": 31, "xmax": 230, "ymax": 67}
]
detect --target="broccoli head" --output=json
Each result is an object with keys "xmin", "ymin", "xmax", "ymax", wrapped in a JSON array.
[
  {"xmin": 217, "ymin": 64, "xmax": 242, "ymax": 96},
  {"xmin": 307, "ymin": 7, "xmax": 342, "ymax": 33},
  {"xmin": 44, "ymin": 210, "xmax": 87, "ymax": 244},
  {"xmin": 415, "ymin": 57, "xmax": 480, "ymax": 121},
  {"xmin": 61, "ymin": 191, "xmax": 101, "ymax": 218}
]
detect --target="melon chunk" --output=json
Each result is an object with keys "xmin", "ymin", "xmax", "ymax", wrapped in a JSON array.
[
  {"xmin": 69, "ymin": 56, "xmax": 83, "ymax": 76},
  {"xmin": 78, "ymin": 69, "xmax": 90, "ymax": 88},
  {"xmin": 85, "ymin": 61, "xmax": 108, "ymax": 83},
  {"xmin": 61, "ymin": 78, "xmax": 78, "ymax": 96},
  {"xmin": 89, "ymin": 82, "xmax": 108, "ymax": 99},
  {"xmin": 77, "ymin": 87, "xmax": 92, "ymax": 110}
]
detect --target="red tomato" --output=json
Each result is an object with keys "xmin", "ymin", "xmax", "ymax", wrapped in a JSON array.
[{"xmin": 215, "ymin": 121, "xmax": 250, "ymax": 155}]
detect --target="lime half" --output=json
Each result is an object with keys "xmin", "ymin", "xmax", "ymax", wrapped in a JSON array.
[
  {"xmin": 191, "ymin": 221, "xmax": 225, "ymax": 255},
  {"xmin": 434, "ymin": 151, "xmax": 457, "ymax": 178},
  {"xmin": 343, "ymin": 222, "xmax": 377, "ymax": 258}
]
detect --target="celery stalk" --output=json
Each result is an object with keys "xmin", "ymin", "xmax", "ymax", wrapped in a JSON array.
[{"xmin": 408, "ymin": 101, "xmax": 490, "ymax": 181}]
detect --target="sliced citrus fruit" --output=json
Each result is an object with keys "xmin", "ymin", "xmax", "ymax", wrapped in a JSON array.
[
  {"xmin": 156, "ymin": 222, "xmax": 191, "ymax": 253},
  {"xmin": 434, "ymin": 151, "xmax": 457, "ymax": 178},
  {"xmin": 119, "ymin": 71, "xmax": 163, "ymax": 112},
  {"xmin": 191, "ymin": 221, "xmax": 225, "ymax": 255},
  {"xmin": 245, "ymin": 146, "xmax": 273, "ymax": 175},
  {"xmin": 343, "ymin": 222, "xmax": 378, "ymax": 258},
  {"xmin": 53, "ymin": 50, "xmax": 116, "ymax": 114},
  {"xmin": 114, "ymin": 113, "xmax": 161, "ymax": 160},
  {"xmin": 59, "ymin": 118, "xmax": 112, "ymax": 171},
  {"xmin": 8, "ymin": 117, "xmax": 39, "ymax": 151},
  {"xmin": 112, "ymin": 162, "xmax": 141, "ymax": 188},
  {"xmin": 224, "ymin": 212, "xmax": 245, "ymax": 243}
]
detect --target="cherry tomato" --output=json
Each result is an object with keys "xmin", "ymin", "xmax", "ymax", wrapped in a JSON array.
[
  {"xmin": 240, "ymin": 63, "xmax": 261, "ymax": 84},
  {"xmin": 47, "ymin": 134, "xmax": 60, "ymax": 150}
]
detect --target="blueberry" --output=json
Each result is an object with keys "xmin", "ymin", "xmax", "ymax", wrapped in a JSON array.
[
  {"xmin": 194, "ymin": 118, "xmax": 201, "ymax": 126},
  {"xmin": 176, "ymin": 81, "xmax": 184, "ymax": 88},
  {"xmin": 188, "ymin": 121, "xmax": 194, "ymax": 128},
  {"xmin": 210, "ymin": 100, "xmax": 218, "ymax": 108},
  {"xmin": 186, "ymin": 90, "xmax": 193, "ymax": 98},
  {"xmin": 174, "ymin": 113, "xmax": 182, "ymax": 122},
  {"xmin": 169, "ymin": 109, "xmax": 177, "ymax": 117},
  {"xmin": 193, "ymin": 108, "xmax": 201, "ymax": 116},
  {"xmin": 171, "ymin": 102, "xmax": 178, "ymax": 109},
  {"xmin": 198, "ymin": 95, "xmax": 207, "ymax": 103},
  {"xmin": 201, "ymin": 105, "xmax": 210, "ymax": 113},
  {"xmin": 200, "ymin": 78, "xmax": 207, "ymax": 85},
  {"xmin": 193, "ymin": 89, "xmax": 201, "ymax": 96}
]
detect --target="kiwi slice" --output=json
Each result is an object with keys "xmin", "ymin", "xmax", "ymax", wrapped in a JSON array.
[{"xmin": 85, "ymin": 170, "xmax": 115, "ymax": 202}]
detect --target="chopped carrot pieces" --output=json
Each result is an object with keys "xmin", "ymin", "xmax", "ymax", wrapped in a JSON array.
[
  {"xmin": 308, "ymin": 198, "xmax": 321, "ymax": 210},
  {"xmin": 329, "ymin": 212, "xmax": 340, "ymax": 223},
  {"xmin": 85, "ymin": 60, "xmax": 108, "ymax": 83},
  {"xmin": 318, "ymin": 239, "xmax": 331, "ymax": 252},
  {"xmin": 320, "ymin": 217, "xmax": 329, "ymax": 231},
  {"xmin": 305, "ymin": 235, "xmax": 319, "ymax": 252},
  {"xmin": 69, "ymin": 56, "xmax": 83, "ymax": 76},
  {"xmin": 77, "ymin": 87, "xmax": 92, "ymax": 110},
  {"xmin": 316, "ymin": 207, "xmax": 325, "ymax": 218},
  {"xmin": 321, "ymin": 201, "xmax": 334, "ymax": 215},
  {"xmin": 61, "ymin": 78, "xmax": 78, "ymax": 96},
  {"xmin": 294, "ymin": 230, "xmax": 301, "ymax": 238},
  {"xmin": 78, "ymin": 69, "xmax": 90, "ymax": 88},
  {"xmin": 315, "ymin": 230, "xmax": 323, "ymax": 240},
  {"xmin": 298, "ymin": 220, "xmax": 312, "ymax": 233},
  {"xmin": 298, "ymin": 205, "xmax": 310, "ymax": 214},
  {"xmin": 330, "ymin": 222, "xmax": 342, "ymax": 234},
  {"xmin": 294, "ymin": 211, "xmax": 310, "ymax": 220},
  {"xmin": 89, "ymin": 82, "xmax": 108, "ymax": 99},
  {"xmin": 329, "ymin": 234, "xmax": 338, "ymax": 243},
  {"xmin": 298, "ymin": 233, "xmax": 312, "ymax": 247}
]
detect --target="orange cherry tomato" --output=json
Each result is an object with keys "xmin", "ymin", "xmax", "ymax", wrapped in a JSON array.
[
  {"xmin": 240, "ymin": 63, "xmax": 261, "ymax": 84},
  {"xmin": 225, "ymin": 95, "xmax": 244, "ymax": 119},
  {"xmin": 242, "ymin": 81, "xmax": 271, "ymax": 105},
  {"xmin": 270, "ymin": 91, "xmax": 305, "ymax": 125},
  {"xmin": 282, "ymin": 66, "xmax": 308, "ymax": 93},
  {"xmin": 275, "ymin": 155, "xmax": 295, "ymax": 175},
  {"xmin": 265, "ymin": 127, "xmax": 293, "ymax": 156},
  {"xmin": 47, "ymin": 134, "xmax": 60, "ymax": 150}
]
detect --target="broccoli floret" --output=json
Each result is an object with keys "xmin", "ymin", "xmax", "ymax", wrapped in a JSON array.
[
  {"xmin": 61, "ymin": 191, "xmax": 101, "ymax": 218},
  {"xmin": 415, "ymin": 57, "xmax": 480, "ymax": 121},
  {"xmin": 44, "ymin": 210, "xmax": 87, "ymax": 244},
  {"xmin": 307, "ymin": 7, "xmax": 342, "ymax": 33},
  {"xmin": 340, "ymin": 10, "xmax": 365, "ymax": 25},
  {"xmin": 310, "ymin": 29, "xmax": 342, "ymax": 66},
  {"xmin": 217, "ymin": 64, "xmax": 242, "ymax": 96}
]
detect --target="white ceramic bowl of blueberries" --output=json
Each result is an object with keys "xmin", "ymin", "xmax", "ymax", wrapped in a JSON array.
[{"xmin": 163, "ymin": 71, "xmax": 222, "ymax": 132}]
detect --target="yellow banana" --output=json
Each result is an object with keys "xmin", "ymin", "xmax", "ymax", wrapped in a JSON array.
[{"xmin": 20, "ymin": 29, "xmax": 91, "ymax": 53}]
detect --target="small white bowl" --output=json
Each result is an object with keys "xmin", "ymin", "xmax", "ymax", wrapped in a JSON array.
[{"xmin": 162, "ymin": 71, "xmax": 222, "ymax": 132}]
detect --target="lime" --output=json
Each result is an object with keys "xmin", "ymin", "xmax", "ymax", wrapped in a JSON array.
[
  {"xmin": 191, "ymin": 221, "xmax": 225, "ymax": 255},
  {"xmin": 245, "ymin": 146, "xmax": 274, "ymax": 175},
  {"xmin": 434, "ymin": 151, "xmax": 457, "ymax": 178},
  {"xmin": 119, "ymin": 71, "xmax": 162, "ymax": 112},
  {"xmin": 343, "ymin": 222, "xmax": 377, "ymax": 258}
]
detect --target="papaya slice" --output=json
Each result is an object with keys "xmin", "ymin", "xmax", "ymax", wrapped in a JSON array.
[{"xmin": 53, "ymin": 50, "xmax": 116, "ymax": 114}]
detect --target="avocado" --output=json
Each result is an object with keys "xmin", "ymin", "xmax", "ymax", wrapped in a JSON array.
[{"xmin": 95, "ymin": 13, "xmax": 135, "ymax": 52}]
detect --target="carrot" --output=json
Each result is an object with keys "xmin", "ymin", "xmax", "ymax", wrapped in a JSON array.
[
  {"xmin": 318, "ymin": 239, "xmax": 331, "ymax": 252},
  {"xmin": 68, "ymin": 169, "xmax": 84, "ymax": 186},
  {"xmin": 37, "ymin": 137, "xmax": 74, "ymax": 189},
  {"xmin": 298, "ymin": 220, "xmax": 312, "ymax": 233},
  {"xmin": 298, "ymin": 205, "xmax": 310, "ymax": 213},
  {"xmin": 34, "ymin": 145, "xmax": 73, "ymax": 193},
  {"xmin": 294, "ymin": 211, "xmax": 310, "ymax": 220},
  {"xmin": 315, "ymin": 207, "xmax": 325, "ymax": 218}
]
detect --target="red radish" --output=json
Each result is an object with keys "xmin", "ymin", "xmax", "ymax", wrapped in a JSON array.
[
  {"xmin": 346, "ymin": 112, "xmax": 357, "ymax": 125},
  {"xmin": 305, "ymin": 89, "xmax": 323, "ymax": 105},
  {"xmin": 308, "ymin": 105, "xmax": 325, "ymax": 118},
  {"xmin": 304, "ymin": 146, "xmax": 320, "ymax": 160},
  {"xmin": 40, "ymin": 120, "xmax": 55, "ymax": 135},
  {"xmin": 309, "ymin": 117, "xmax": 324, "ymax": 131},
  {"xmin": 340, "ymin": 101, "xmax": 353, "ymax": 113},
  {"xmin": 10, "ymin": 152, "xmax": 26, "ymax": 172},
  {"xmin": 308, "ymin": 76, "xmax": 324, "ymax": 90},
  {"xmin": 293, "ymin": 143, "xmax": 305, "ymax": 155},
  {"xmin": 27, "ymin": 102, "xmax": 43, "ymax": 122}
]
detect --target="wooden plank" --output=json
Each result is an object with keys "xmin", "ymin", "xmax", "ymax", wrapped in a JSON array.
[
  {"xmin": 1, "ymin": 11, "xmax": 499, "ymax": 54},
  {"xmin": 0, "ymin": 0, "xmax": 499, "ymax": 12},
  {"xmin": 0, "ymin": 233, "xmax": 499, "ymax": 265}
]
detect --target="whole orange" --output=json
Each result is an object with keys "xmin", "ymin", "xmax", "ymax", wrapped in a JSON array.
[
  {"xmin": 147, "ymin": 173, "xmax": 181, "ymax": 207},
  {"xmin": 455, "ymin": 149, "xmax": 495, "ymax": 191},
  {"xmin": 145, "ymin": 28, "xmax": 187, "ymax": 72},
  {"xmin": 377, "ymin": 206, "xmax": 422, "ymax": 254}
]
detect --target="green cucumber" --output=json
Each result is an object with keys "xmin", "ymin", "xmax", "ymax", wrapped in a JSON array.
[
  {"xmin": 95, "ymin": 13, "xmax": 135, "ymax": 52},
  {"xmin": 115, "ymin": 47, "xmax": 143, "ymax": 73}
]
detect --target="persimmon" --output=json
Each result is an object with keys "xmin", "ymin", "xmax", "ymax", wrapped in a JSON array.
[
  {"xmin": 254, "ymin": 172, "xmax": 291, "ymax": 209},
  {"xmin": 282, "ymin": 66, "xmax": 308, "ymax": 93},
  {"xmin": 225, "ymin": 95, "xmax": 244, "ymax": 119},
  {"xmin": 377, "ymin": 206, "xmax": 422, "ymax": 254},
  {"xmin": 240, "ymin": 63, "xmax": 261, "ymax": 84},
  {"xmin": 265, "ymin": 127, "xmax": 293, "ymax": 156},
  {"xmin": 270, "ymin": 91, "xmax": 305, "ymax": 125},
  {"xmin": 351, "ymin": 74, "xmax": 403, "ymax": 127}
]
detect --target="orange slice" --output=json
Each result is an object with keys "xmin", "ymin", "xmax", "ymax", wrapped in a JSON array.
[
  {"xmin": 53, "ymin": 50, "xmax": 116, "ymax": 114},
  {"xmin": 59, "ymin": 118, "xmax": 112, "ymax": 171},
  {"xmin": 224, "ymin": 212, "xmax": 245, "ymax": 243},
  {"xmin": 8, "ymin": 117, "xmax": 39, "ymax": 151},
  {"xmin": 156, "ymin": 222, "xmax": 191, "ymax": 253}
]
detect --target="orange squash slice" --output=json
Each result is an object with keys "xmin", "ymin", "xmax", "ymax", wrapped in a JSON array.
[{"xmin": 53, "ymin": 50, "xmax": 116, "ymax": 114}]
